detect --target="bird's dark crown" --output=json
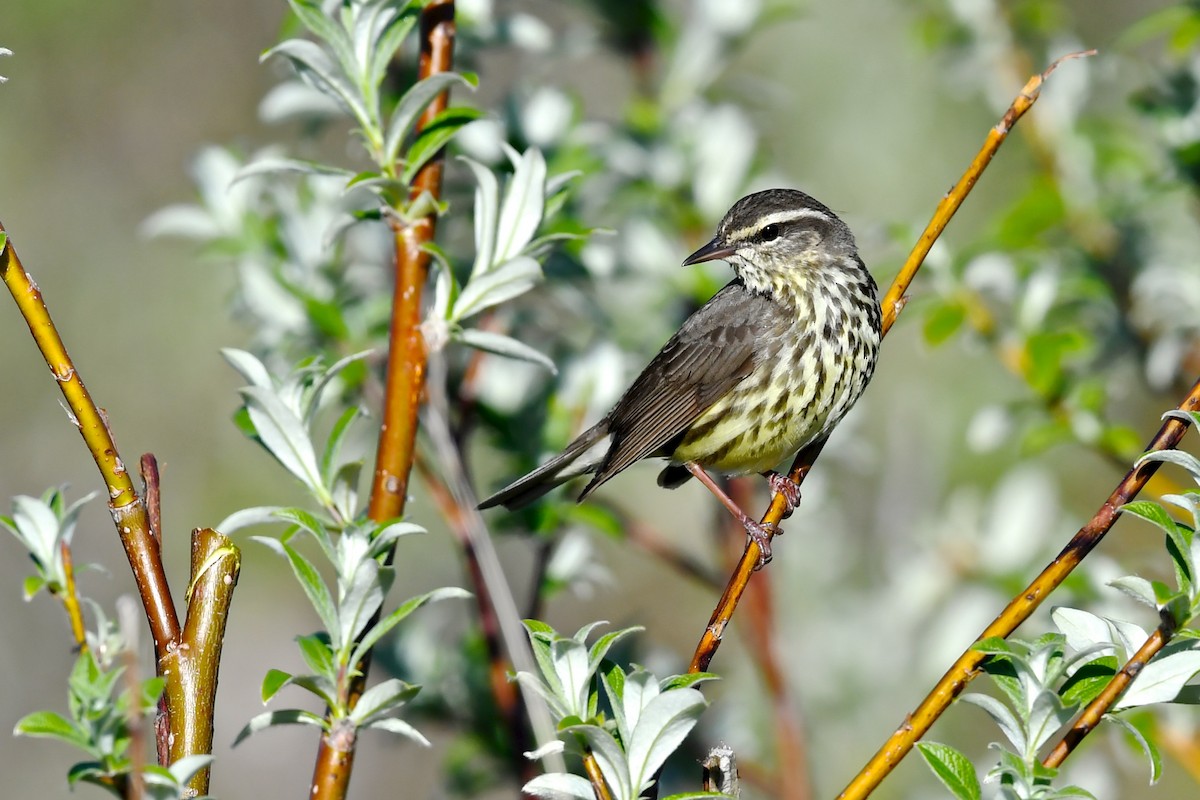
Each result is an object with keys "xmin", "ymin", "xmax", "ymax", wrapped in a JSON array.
[{"xmin": 719, "ymin": 188, "xmax": 854, "ymax": 254}]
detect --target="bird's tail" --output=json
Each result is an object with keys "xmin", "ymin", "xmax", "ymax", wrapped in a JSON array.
[{"xmin": 478, "ymin": 420, "xmax": 611, "ymax": 510}]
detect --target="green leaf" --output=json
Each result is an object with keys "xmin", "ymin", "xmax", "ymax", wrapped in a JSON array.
[
  {"xmin": 240, "ymin": 385, "xmax": 325, "ymax": 496},
  {"xmin": 384, "ymin": 72, "xmax": 476, "ymax": 166},
  {"xmin": 1060, "ymin": 657, "xmax": 1118, "ymax": 707},
  {"xmin": 13, "ymin": 710, "xmax": 89, "ymax": 749},
  {"xmin": 261, "ymin": 669, "xmax": 294, "ymax": 703},
  {"xmin": 454, "ymin": 328, "xmax": 556, "ymax": 373},
  {"xmin": 1106, "ymin": 713, "xmax": 1162, "ymax": 785},
  {"xmin": 452, "ymin": 255, "xmax": 543, "ymax": 321},
  {"xmin": 232, "ymin": 708, "xmax": 328, "ymax": 746},
  {"xmin": 263, "ymin": 38, "xmax": 371, "ymax": 128},
  {"xmin": 349, "ymin": 586, "xmax": 469, "ymax": 669},
  {"xmin": 494, "ymin": 147, "xmax": 547, "ymax": 265},
  {"xmin": 348, "ymin": 677, "xmax": 420, "ymax": 725},
  {"xmin": 278, "ymin": 540, "xmax": 340, "ymax": 642},
  {"xmin": 362, "ymin": 715, "xmax": 430, "ymax": 744},
  {"xmin": 297, "ymin": 633, "xmax": 336, "ymax": 681},
  {"xmin": 923, "ymin": 300, "xmax": 966, "ymax": 346},
  {"xmin": 916, "ymin": 741, "xmax": 981, "ymax": 800},
  {"xmin": 400, "ymin": 107, "xmax": 484, "ymax": 184}
]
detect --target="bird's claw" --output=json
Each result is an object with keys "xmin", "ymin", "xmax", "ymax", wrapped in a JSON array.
[
  {"xmin": 765, "ymin": 471, "xmax": 802, "ymax": 519},
  {"xmin": 744, "ymin": 519, "xmax": 779, "ymax": 570}
]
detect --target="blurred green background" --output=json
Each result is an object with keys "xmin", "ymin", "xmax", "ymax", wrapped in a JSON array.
[{"xmin": 1, "ymin": 1, "xmax": 1194, "ymax": 798}]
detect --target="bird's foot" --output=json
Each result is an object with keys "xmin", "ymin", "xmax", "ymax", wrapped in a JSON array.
[
  {"xmin": 764, "ymin": 471, "xmax": 801, "ymax": 519},
  {"xmin": 742, "ymin": 517, "xmax": 778, "ymax": 570}
]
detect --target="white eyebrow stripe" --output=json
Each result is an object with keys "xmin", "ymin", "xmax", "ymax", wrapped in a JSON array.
[{"xmin": 728, "ymin": 207, "xmax": 833, "ymax": 242}]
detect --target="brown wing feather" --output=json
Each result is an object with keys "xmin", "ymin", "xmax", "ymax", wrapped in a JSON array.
[{"xmin": 579, "ymin": 280, "xmax": 774, "ymax": 498}]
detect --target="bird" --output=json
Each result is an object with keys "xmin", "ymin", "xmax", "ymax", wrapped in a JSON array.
[{"xmin": 478, "ymin": 188, "xmax": 882, "ymax": 564}]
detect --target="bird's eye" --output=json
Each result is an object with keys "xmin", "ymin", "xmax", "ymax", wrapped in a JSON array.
[{"xmin": 760, "ymin": 224, "xmax": 780, "ymax": 242}]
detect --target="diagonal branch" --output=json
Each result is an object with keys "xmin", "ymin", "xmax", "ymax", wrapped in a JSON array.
[
  {"xmin": 836, "ymin": 376, "xmax": 1200, "ymax": 799},
  {"xmin": 688, "ymin": 50, "xmax": 1095, "ymax": 676},
  {"xmin": 1043, "ymin": 619, "xmax": 1174, "ymax": 769},
  {"xmin": 0, "ymin": 228, "xmax": 180, "ymax": 657}
]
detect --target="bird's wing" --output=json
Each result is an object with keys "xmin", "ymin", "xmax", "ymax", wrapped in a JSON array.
[{"xmin": 579, "ymin": 280, "xmax": 774, "ymax": 497}]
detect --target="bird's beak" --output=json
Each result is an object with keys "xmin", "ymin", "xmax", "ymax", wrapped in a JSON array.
[{"xmin": 682, "ymin": 237, "xmax": 735, "ymax": 266}]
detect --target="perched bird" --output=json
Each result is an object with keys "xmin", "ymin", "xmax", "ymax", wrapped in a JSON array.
[{"xmin": 479, "ymin": 188, "xmax": 882, "ymax": 563}]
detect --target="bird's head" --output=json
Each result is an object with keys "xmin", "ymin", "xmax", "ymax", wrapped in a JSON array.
[{"xmin": 683, "ymin": 188, "xmax": 861, "ymax": 300}]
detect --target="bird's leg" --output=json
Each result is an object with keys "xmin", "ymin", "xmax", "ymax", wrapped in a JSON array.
[
  {"xmin": 685, "ymin": 462, "xmax": 776, "ymax": 567},
  {"xmin": 763, "ymin": 471, "xmax": 801, "ymax": 519}
]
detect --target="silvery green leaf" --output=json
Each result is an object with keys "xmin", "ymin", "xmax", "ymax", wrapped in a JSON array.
[
  {"xmin": 139, "ymin": 204, "xmax": 224, "ymax": 240},
  {"xmin": 232, "ymin": 709, "xmax": 327, "ymax": 746},
  {"xmin": 370, "ymin": 520, "xmax": 426, "ymax": 554},
  {"xmin": 266, "ymin": 539, "xmax": 340, "ymax": 646},
  {"xmin": 495, "ymin": 148, "xmax": 546, "ymax": 264},
  {"xmin": 259, "ymin": 80, "xmax": 345, "ymax": 124},
  {"xmin": 1108, "ymin": 576, "xmax": 1160, "ymax": 609},
  {"xmin": 1053, "ymin": 607, "xmax": 1119, "ymax": 656},
  {"xmin": 1026, "ymin": 689, "xmax": 1071, "ymax": 752},
  {"xmin": 625, "ymin": 688, "xmax": 707, "ymax": 797},
  {"xmin": 263, "ymin": 39, "xmax": 369, "ymax": 127},
  {"xmin": 321, "ymin": 406, "xmax": 362, "ymax": 485},
  {"xmin": 452, "ymin": 255, "xmax": 542, "ymax": 321},
  {"xmin": 165, "ymin": 754, "xmax": 215, "ymax": 788},
  {"xmin": 349, "ymin": 677, "xmax": 420, "ymax": 725},
  {"xmin": 1136, "ymin": 449, "xmax": 1200, "ymax": 483},
  {"xmin": 513, "ymin": 669, "xmax": 571, "ymax": 720},
  {"xmin": 305, "ymin": 349, "xmax": 373, "ymax": 424},
  {"xmin": 960, "ymin": 693, "xmax": 1025, "ymax": 753},
  {"xmin": 617, "ymin": 670, "xmax": 659, "ymax": 747},
  {"xmin": 383, "ymin": 72, "xmax": 475, "ymax": 166},
  {"xmin": 364, "ymin": 5, "xmax": 418, "ymax": 91},
  {"xmin": 363, "ymin": 716, "xmax": 430, "ymax": 744},
  {"xmin": 455, "ymin": 328, "xmax": 556, "ymax": 373},
  {"xmin": 287, "ymin": 0, "xmax": 355, "ymax": 73},
  {"xmin": 215, "ymin": 505, "xmax": 287, "ymax": 534},
  {"xmin": 523, "ymin": 773, "xmax": 596, "ymax": 800},
  {"xmin": 587, "ymin": 625, "xmax": 642, "ymax": 679},
  {"xmin": 348, "ymin": 586, "xmax": 469, "ymax": 669},
  {"xmin": 1117, "ymin": 649, "xmax": 1200, "ymax": 709},
  {"xmin": 222, "ymin": 348, "xmax": 274, "ymax": 390},
  {"xmin": 550, "ymin": 636, "xmax": 592, "ymax": 719},
  {"xmin": 459, "ymin": 155, "xmax": 500, "ymax": 277},
  {"xmin": 430, "ymin": 261, "xmax": 457, "ymax": 321},
  {"xmin": 233, "ymin": 157, "xmax": 353, "ymax": 184},
  {"xmin": 240, "ymin": 385, "xmax": 325, "ymax": 496},
  {"xmin": 1105, "ymin": 713, "xmax": 1162, "ymax": 784},
  {"xmin": 337, "ymin": 558, "xmax": 390, "ymax": 648}
]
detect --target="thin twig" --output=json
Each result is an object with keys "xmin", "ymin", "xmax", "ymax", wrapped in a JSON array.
[
  {"xmin": 0, "ymin": 227, "xmax": 180, "ymax": 656},
  {"xmin": 836, "ymin": 376, "xmax": 1200, "ymax": 799},
  {"xmin": 58, "ymin": 538, "xmax": 88, "ymax": 653},
  {"xmin": 688, "ymin": 51, "xmax": 1095, "ymax": 676},
  {"xmin": 421, "ymin": 352, "xmax": 565, "ymax": 776},
  {"xmin": 583, "ymin": 749, "xmax": 615, "ymax": 800}
]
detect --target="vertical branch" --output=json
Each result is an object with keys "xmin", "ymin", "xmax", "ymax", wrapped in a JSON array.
[
  {"xmin": 367, "ymin": 0, "xmax": 456, "ymax": 522},
  {"xmin": 161, "ymin": 528, "xmax": 240, "ymax": 796},
  {"xmin": 311, "ymin": 3, "xmax": 457, "ymax": 799}
]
